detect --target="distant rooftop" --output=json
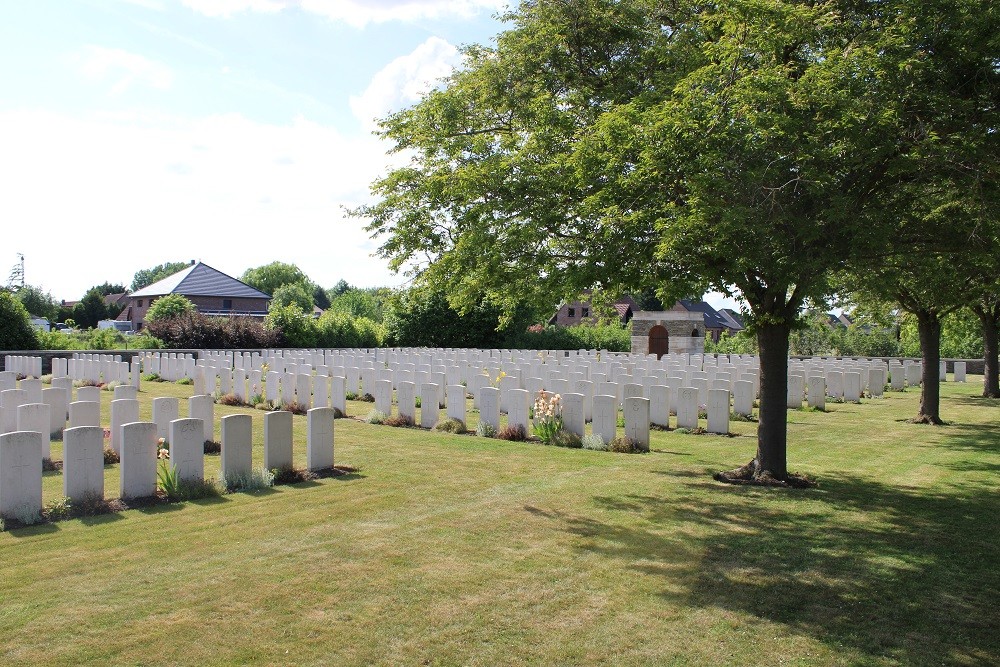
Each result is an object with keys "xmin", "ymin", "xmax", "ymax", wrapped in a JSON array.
[{"xmin": 129, "ymin": 262, "xmax": 271, "ymax": 300}]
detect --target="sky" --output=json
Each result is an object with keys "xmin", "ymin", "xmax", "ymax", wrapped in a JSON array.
[{"xmin": 0, "ymin": 0, "xmax": 738, "ymax": 312}]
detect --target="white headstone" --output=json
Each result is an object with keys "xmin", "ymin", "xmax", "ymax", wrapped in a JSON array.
[
  {"xmin": 76, "ymin": 386, "xmax": 101, "ymax": 404},
  {"xmin": 306, "ymin": 407, "xmax": 335, "ymax": 471},
  {"xmin": 62, "ymin": 426, "xmax": 104, "ymax": 503},
  {"xmin": 113, "ymin": 384, "xmax": 138, "ymax": 401},
  {"xmin": 420, "ymin": 383, "xmax": 439, "ymax": 428},
  {"xmin": 169, "ymin": 418, "xmax": 204, "ymax": 482},
  {"xmin": 807, "ymin": 376, "xmax": 826, "ymax": 409},
  {"xmin": 562, "ymin": 392, "xmax": 585, "ymax": 436},
  {"xmin": 592, "ymin": 394, "xmax": 617, "ymax": 445},
  {"xmin": 507, "ymin": 388, "xmax": 530, "ymax": 433},
  {"xmin": 295, "ymin": 374, "xmax": 312, "ymax": 409},
  {"xmin": 1, "ymin": 388, "xmax": 28, "ymax": 434},
  {"xmin": 648, "ymin": 385, "xmax": 670, "ymax": 428},
  {"xmin": 786, "ymin": 375, "xmax": 805, "ymax": 409},
  {"xmin": 331, "ymin": 375, "xmax": 347, "ymax": 414},
  {"xmin": 188, "ymin": 394, "xmax": 214, "ymax": 444},
  {"xmin": 397, "ymin": 381, "xmax": 416, "ymax": 421},
  {"xmin": 120, "ymin": 421, "xmax": 157, "ymax": 499},
  {"xmin": 263, "ymin": 410, "xmax": 292, "ymax": 470},
  {"xmin": 954, "ymin": 361, "xmax": 967, "ymax": 382},
  {"xmin": 16, "ymin": 402, "xmax": 50, "ymax": 460},
  {"xmin": 0, "ymin": 431, "xmax": 43, "ymax": 521},
  {"xmin": 152, "ymin": 397, "xmax": 179, "ymax": 440},
  {"xmin": 20, "ymin": 378, "xmax": 42, "ymax": 404},
  {"xmin": 109, "ymin": 398, "xmax": 139, "ymax": 456},
  {"xmin": 676, "ymin": 387, "xmax": 699, "ymax": 429},
  {"xmin": 844, "ymin": 372, "xmax": 861, "ymax": 403},
  {"xmin": 446, "ymin": 385, "xmax": 466, "ymax": 424},
  {"xmin": 221, "ymin": 414, "xmax": 253, "ymax": 480},
  {"xmin": 623, "ymin": 397, "xmax": 650, "ymax": 451},
  {"xmin": 374, "ymin": 379, "xmax": 393, "ymax": 415},
  {"xmin": 69, "ymin": 400, "xmax": 101, "ymax": 428},
  {"xmin": 706, "ymin": 389, "xmax": 730, "ymax": 435},
  {"xmin": 733, "ymin": 380, "xmax": 753, "ymax": 416},
  {"xmin": 479, "ymin": 387, "xmax": 500, "ymax": 432},
  {"xmin": 41, "ymin": 387, "xmax": 67, "ymax": 438}
]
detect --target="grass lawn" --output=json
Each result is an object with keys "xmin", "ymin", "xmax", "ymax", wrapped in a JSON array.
[{"xmin": 1, "ymin": 379, "xmax": 998, "ymax": 666}]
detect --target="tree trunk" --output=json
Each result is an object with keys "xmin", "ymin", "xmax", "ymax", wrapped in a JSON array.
[
  {"xmin": 716, "ymin": 320, "xmax": 802, "ymax": 485},
  {"xmin": 755, "ymin": 321, "xmax": 790, "ymax": 478},
  {"xmin": 975, "ymin": 304, "xmax": 1000, "ymax": 398},
  {"xmin": 916, "ymin": 310, "xmax": 943, "ymax": 424}
]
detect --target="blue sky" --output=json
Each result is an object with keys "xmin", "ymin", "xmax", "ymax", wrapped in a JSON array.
[
  {"xmin": 1, "ymin": 0, "xmax": 738, "ymax": 313},
  {"xmin": 1, "ymin": 0, "xmax": 508, "ymax": 300}
]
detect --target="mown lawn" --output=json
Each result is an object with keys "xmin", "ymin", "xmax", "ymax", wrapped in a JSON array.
[{"xmin": 1, "ymin": 379, "xmax": 997, "ymax": 666}]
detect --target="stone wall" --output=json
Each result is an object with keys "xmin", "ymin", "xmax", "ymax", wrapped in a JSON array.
[{"xmin": 630, "ymin": 311, "xmax": 705, "ymax": 355}]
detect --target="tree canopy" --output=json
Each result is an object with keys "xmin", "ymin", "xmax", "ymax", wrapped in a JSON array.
[
  {"xmin": 355, "ymin": 0, "xmax": 997, "ymax": 484},
  {"xmin": 14, "ymin": 285, "xmax": 58, "ymax": 320},
  {"xmin": 131, "ymin": 262, "xmax": 192, "ymax": 291},
  {"xmin": 270, "ymin": 283, "xmax": 315, "ymax": 312},
  {"xmin": 241, "ymin": 261, "xmax": 311, "ymax": 298},
  {"xmin": 145, "ymin": 294, "xmax": 196, "ymax": 323},
  {"xmin": 0, "ymin": 291, "xmax": 39, "ymax": 350}
]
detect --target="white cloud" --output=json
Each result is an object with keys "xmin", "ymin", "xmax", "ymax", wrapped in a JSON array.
[
  {"xmin": 0, "ymin": 109, "xmax": 403, "ymax": 299},
  {"xmin": 179, "ymin": 0, "xmax": 287, "ymax": 18},
  {"xmin": 121, "ymin": 0, "xmax": 166, "ymax": 9},
  {"xmin": 180, "ymin": 0, "xmax": 508, "ymax": 26},
  {"xmin": 350, "ymin": 36, "xmax": 459, "ymax": 129},
  {"xmin": 75, "ymin": 45, "xmax": 174, "ymax": 94}
]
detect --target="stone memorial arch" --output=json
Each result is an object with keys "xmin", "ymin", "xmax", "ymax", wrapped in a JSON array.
[{"xmin": 631, "ymin": 311, "xmax": 705, "ymax": 357}]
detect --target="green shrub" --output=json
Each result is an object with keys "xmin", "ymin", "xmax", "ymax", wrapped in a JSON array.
[
  {"xmin": 608, "ymin": 436, "xmax": 643, "ymax": 453},
  {"xmin": 44, "ymin": 497, "xmax": 73, "ymax": 521},
  {"xmin": 147, "ymin": 312, "xmax": 281, "ymax": 349},
  {"xmin": 217, "ymin": 393, "xmax": 243, "ymax": 406},
  {"xmin": 145, "ymin": 294, "xmax": 196, "ymax": 323},
  {"xmin": 221, "ymin": 466, "xmax": 275, "ymax": 493},
  {"xmin": 203, "ymin": 440, "xmax": 222, "ymax": 454},
  {"xmin": 316, "ymin": 310, "xmax": 386, "ymax": 348},
  {"xmin": 385, "ymin": 414, "xmax": 414, "ymax": 427},
  {"xmin": 581, "ymin": 433, "xmax": 608, "ymax": 451},
  {"xmin": 434, "ymin": 418, "xmax": 466, "ymax": 433},
  {"xmin": 476, "ymin": 421, "xmax": 497, "ymax": 438},
  {"xmin": 497, "ymin": 424, "xmax": 526, "ymax": 441},
  {"xmin": 511, "ymin": 323, "xmax": 631, "ymax": 352},
  {"xmin": 176, "ymin": 377, "xmax": 193, "ymax": 385},
  {"xmin": 6, "ymin": 502, "xmax": 41, "ymax": 526},
  {"xmin": 281, "ymin": 401, "xmax": 308, "ymax": 415},
  {"xmin": 365, "ymin": 410, "xmax": 388, "ymax": 424},
  {"xmin": 0, "ymin": 291, "xmax": 39, "ymax": 350},
  {"xmin": 549, "ymin": 430, "xmax": 582, "ymax": 448},
  {"xmin": 103, "ymin": 448, "xmax": 120, "ymax": 465},
  {"xmin": 157, "ymin": 462, "xmax": 222, "ymax": 501}
]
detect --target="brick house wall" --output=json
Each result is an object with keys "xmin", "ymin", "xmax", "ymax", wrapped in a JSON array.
[{"xmin": 128, "ymin": 295, "xmax": 269, "ymax": 330}]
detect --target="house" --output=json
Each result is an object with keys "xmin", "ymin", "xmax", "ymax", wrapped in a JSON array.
[
  {"xmin": 103, "ymin": 292, "xmax": 130, "ymax": 312},
  {"xmin": 121, "ymin": 261, "xmax": 271, "ymax": 330},
  {"xmin": 670, "ymin": 299, "xmax": 743, "ymax": 342},
  {"xmin": 548, "ymin": 294, "xmax": 638, "ymax": 326}
]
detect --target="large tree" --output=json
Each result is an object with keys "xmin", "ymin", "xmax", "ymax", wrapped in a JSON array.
[
  {"xmin": 0, "ymin": 291, "xmax": 39, "ymax": 350},
  {"xmin": 14, "ymin": 285, "xmax": 58, "ymax": 320},
  {"xmin": 131, "ymin": 262, "xmax": 191, "ymax": 291},
  {"xmin": 356, "ymin": 0, "xmax": 973, "ymax": 484},
  {"xmin": 241, "ymin": 261, "xmax": 312, "ymax": 298}
]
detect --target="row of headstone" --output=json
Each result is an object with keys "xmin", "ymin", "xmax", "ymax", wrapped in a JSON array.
[
  {"xmin": 0, "ymin": 407, "xmax": 337, "ymax": 522},
  {"xmin": 2, "ymin": 356, "xmax": 42, "ymax": 378}
]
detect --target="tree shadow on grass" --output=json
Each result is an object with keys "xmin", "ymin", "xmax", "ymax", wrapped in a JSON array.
[
  {"xmin": 544, "ymin": 475, "xmax": 1000, "ymax": 665},
  {"xmin": 949, "ymin": 395, "xmax": 1000, "ymax": 409}
]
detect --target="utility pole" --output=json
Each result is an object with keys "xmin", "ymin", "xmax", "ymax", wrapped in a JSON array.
[{"xmin": 7, "ymin": 253, "xmax": 24, "ymax": 291}]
